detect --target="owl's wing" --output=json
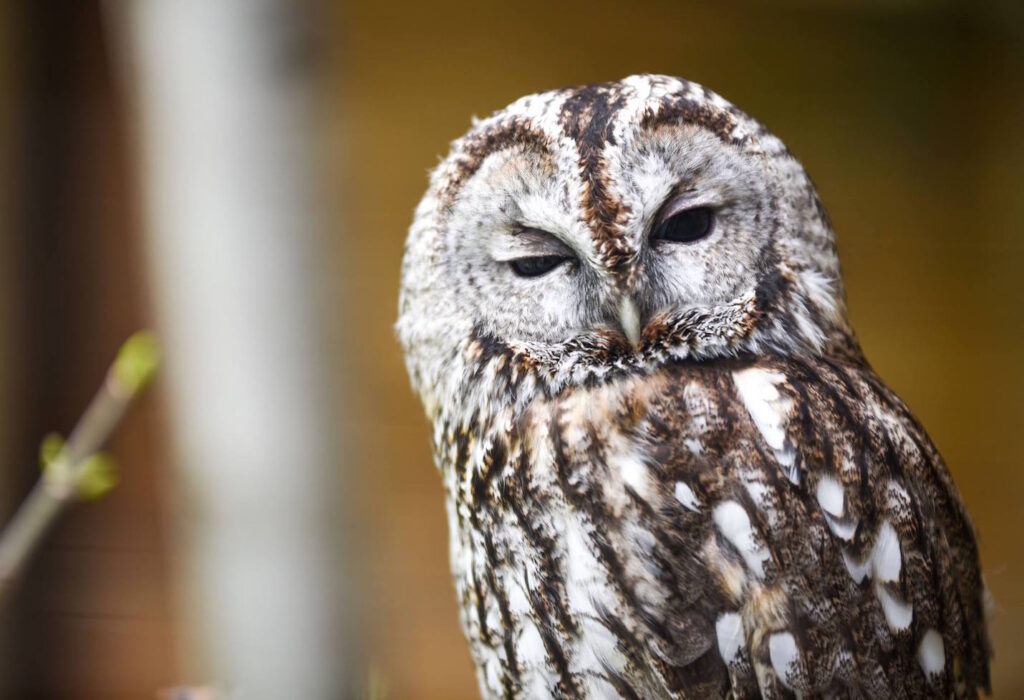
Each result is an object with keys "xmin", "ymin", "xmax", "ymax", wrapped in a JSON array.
[{"xmin": 631, "ymin": 355, "xmax": 991, "ymax": 698}]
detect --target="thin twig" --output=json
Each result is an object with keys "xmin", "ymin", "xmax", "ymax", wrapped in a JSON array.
[{"xmin": 0, "ymin": 332, "xmax": 160, "ymax": 605}]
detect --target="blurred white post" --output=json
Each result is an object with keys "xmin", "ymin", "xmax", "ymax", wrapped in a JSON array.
[{"xmin": 111, "ymin": 1, "xmax": 353, "ymax": 696}]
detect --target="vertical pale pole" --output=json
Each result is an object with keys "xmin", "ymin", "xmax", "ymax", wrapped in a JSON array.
[{"xmin": 114, "ymin": 1, "xmax": 352, "ymax": 696}]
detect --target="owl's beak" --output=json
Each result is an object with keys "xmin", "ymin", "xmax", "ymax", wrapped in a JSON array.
[{"xmin": 617, "ymin": 296, "xmax": 643, "ymax": 351}]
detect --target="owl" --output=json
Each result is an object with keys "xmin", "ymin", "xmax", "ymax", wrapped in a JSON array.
[{"xmin": 397, "ymin": 75, "xmax": 991, "ymax": 698}]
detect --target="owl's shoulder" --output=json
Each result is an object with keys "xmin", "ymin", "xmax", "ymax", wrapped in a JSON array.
[{"xmin": 545, "ymin": 354, "xmax": 992, "ymax": 696}]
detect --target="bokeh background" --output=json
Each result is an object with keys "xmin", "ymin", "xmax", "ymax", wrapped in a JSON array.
[{"xmin": 0, "ymin": 0, "xmax": 1021, "ymax": 697}]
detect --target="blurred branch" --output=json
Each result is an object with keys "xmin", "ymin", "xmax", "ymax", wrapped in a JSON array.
[{"xmin": 0, "ymin": 331, "xmax": 160, "ymax": 605}]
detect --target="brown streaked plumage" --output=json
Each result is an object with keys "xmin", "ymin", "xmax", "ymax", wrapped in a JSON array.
[{"xmin": 398, "ymin": 75, "xmax": 991, "ymax": 698}]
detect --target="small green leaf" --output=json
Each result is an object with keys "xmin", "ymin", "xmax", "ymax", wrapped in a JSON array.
[
  {"xmin": 39, "ymin": 433, "xmax": 65, "ymax": 471},
  {"xmin": 75, "ymin": 453, "xmax": 119, "ymax": 500},
  {"xmin": 113, "ymin": 331, "xmax": 161, "ymax": 395}
]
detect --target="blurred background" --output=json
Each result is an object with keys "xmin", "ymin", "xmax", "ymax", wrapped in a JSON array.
[{"xmin": 0, "ymin": 0, "xmax": 1021, "ymax": 697}]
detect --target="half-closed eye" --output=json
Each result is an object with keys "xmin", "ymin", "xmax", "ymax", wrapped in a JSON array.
[
  {"xmin": 509, "ymin": 255, "xmax": 570, "ymax": 277},
  {"xmin": 501, "ymin": 227, "xmax": 577, "ymax": 279},
  {"xmin": 651, "ymin": 196, "xmax": 715, "ymax": 245}
]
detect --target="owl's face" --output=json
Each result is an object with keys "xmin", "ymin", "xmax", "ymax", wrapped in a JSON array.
[{"xmin": 399, "ymin": 75, "xmax": 854, "ymax": 411}]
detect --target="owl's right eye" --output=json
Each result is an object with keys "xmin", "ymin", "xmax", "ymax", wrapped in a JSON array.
[
  {"xmin": 509, "ymin": 255, "xmax": 571, "ymax": 278},
  {"xmin": 651, "ymin": 205, "xmax": 714, "ymax": 244}
]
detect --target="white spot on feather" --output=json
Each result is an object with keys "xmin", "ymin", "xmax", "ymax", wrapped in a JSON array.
[
  {"xmin": 607, "ymin": 448, "xmax": 651, "ymax": 500},
  {"xmin": 683, "ymin": 437, "xmax": 703, "ymax": 455},
  {"xmin": 842, "ymin": 549, "xmax": 871, "ymax": 584},
  {"xmin": 875, "ymin": 583, "xmax": 913, "ymax": 630},
  {"xmin": 768, "ymin": 632, "xmax": 800, "ymax": 689},
  {"xmin": 674, "ymin": 482, "xmax": 700, "ymax": 512},
  {"xmin": 713, "ymin": 500, "xmax": 770, "ymax": 579},
  {"xmin": 872, "ymin": 520, "xmax": 902, "ymax": 582},
  {"xmin": 816, "ymin": 475, "xmax": 844, "ymax": 516},
  {"xmin": 744, "ymin": 479, "xmax": 771, "ymax": 505},
  {"xmin": 826, "ymin": 514, "xmax": 858, "ymax": 541},
  {"xmin": 620, "ymin": 456, "xmax": 647, "ymax": 491},
  {"xmin": 732, "ymin": 368, "xmax": 798, "ymax": 482},
  {"xmin": 918, "ymin": 628, "xmax": 945, "ymax": 676},
  {"xmin": 842, "ymin": 519, "xmax": 903, "ymax": 588},
  {"xmin": 715, "ymin": 612, "xmax": 744, "ymax": 664}
]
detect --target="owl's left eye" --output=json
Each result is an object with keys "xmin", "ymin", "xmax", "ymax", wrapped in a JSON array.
[{"xmin": 509, "ymin": 255, "xmax": 571, "ymax": 278}]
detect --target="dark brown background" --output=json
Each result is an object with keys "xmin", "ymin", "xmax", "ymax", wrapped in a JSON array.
[{"xmin": 1, "ymin": 0, "xmax": 1022, "ymax": 697}]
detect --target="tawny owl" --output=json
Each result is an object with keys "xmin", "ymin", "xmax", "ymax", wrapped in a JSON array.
[{"xmin": 397, "ymin": 74, "xmax": 991, "ymax": 698}]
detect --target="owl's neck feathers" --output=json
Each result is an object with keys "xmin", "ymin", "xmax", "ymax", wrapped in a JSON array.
[{"xmin": 403, "ymin": 258, "xmax": 860, "ymax": 428}]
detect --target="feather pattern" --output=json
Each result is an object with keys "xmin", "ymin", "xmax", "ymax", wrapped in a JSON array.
[
  {"xmin": 397, "ymin": 74, "xmax": 990, "ymax": 698},
  {"xmin": 436, "ymin": 355, "xmax": 989, "ymax": 698}
]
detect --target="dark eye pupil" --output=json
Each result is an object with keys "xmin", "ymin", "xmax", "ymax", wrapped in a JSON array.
[
  {"xmin": 652, "ymin": 206, "xmax": 714, "ymax": 243},
  {"xmin": 509, "ymin": 255, "xmax": 568, "ymax": 278}
]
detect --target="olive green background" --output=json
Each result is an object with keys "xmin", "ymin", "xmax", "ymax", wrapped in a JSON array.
[{"xmin": 333, "ymin": 2, "xmax": 1024, "ymax": 696}]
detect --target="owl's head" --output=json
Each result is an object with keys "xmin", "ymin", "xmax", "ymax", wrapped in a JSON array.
[{"xmin": 399, "ymin": 75, "xmax": 856, "ymax": 413}]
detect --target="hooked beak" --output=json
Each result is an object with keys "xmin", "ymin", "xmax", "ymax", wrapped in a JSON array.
[{"xmin": 617, "ymin": 296, "xmax": 642, "ymax": 351}]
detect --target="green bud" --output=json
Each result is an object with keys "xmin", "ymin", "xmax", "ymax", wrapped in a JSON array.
[
  {"xmin": 76, "ymin": 453, "xmax": 119, "ymax": 500},
  {"xmin": 39, "ymin": 433, "xmax": 65, "ymax": 471},
  {"xmin": 113, "ymin": 331, "xmax": 161, "ymax": 395}
]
